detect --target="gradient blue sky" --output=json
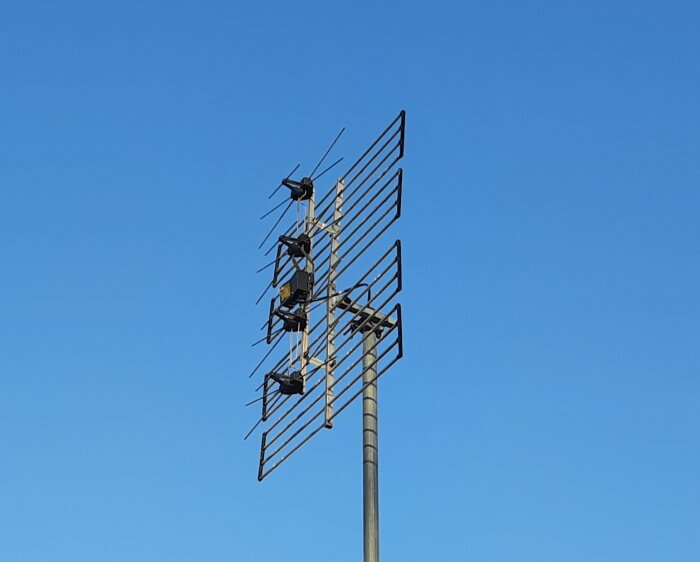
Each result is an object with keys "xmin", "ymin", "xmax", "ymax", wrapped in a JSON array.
[{"xmin": 1, "ymin": 1, "xmax": 699, "ymax": 561}]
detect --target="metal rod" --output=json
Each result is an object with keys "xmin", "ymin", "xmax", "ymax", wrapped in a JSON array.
[
  {"xmin": 259, "ymin": 198, "xmax": 290, "ymax": 220},
  {"xmin": 268, "ymin": 163, "xmax": 300, "ymax": 199},
  {"xmin": 247, "ymin": 335, "xmax": 284, "ymax": 378},
  {"xmin": 256, "ymin": 258, "xmax": 277, "ymax": 274},
  {"xmin": 312, "ymin": 157, "xmax": 344, "ymax": 182},
  {"xmin": 309, "ymin": 127, "xmax": 345, "ymax": 179},
  {"xmin": 258, "ymin": 200, "xmax": 293, "ymax": 250}
]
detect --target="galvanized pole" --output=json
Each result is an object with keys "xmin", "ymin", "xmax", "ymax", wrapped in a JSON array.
[{"xmin": 362, "ymin": 329, "xmax": 379, "ymax": 562}]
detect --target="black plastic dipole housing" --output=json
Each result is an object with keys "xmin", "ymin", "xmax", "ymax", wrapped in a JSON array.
[
  {"xmin": 270, "ymin": 371, "xmax": 304, "ymax": 395},
  {"xmin": 279, "ymin": 308, "xmax": 307, "ymax": 332},
  {"xmin": 282, "ymin": 177, "xmax": 314, "ymax": 201},
  {"xmin": 279, "ymin": 233, "xmax": 311, "ymax": 257},
  {"xmin": 266, "ymin": 302, "xmax": 308, "ymax": 343}
]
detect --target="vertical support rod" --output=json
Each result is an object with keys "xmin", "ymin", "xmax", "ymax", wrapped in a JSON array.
[
  {"xmin": 362, "ymin": 330, "xmax": 379, "ymax": 562},
  {"xmin": 325, "ymin": 179, "xmax": 344, "ymax": 428},
  {"xmin": 300, "ymin": 192, "xmax": 315, "ymax": 388}
]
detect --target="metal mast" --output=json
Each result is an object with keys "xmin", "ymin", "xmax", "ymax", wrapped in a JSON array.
[{"xmin": 363, "ymin": 330, "xmax": 380, "ymax": 562}]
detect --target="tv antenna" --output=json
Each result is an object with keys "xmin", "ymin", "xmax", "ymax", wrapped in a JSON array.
[{"xmin": 246, "ymin": 111, "xmax": 406, "ymax": 562}]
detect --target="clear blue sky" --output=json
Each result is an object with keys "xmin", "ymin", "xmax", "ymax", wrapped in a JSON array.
[{"xmin": 1, "ymin": 1, "xmax": 698, "ymax": 561}]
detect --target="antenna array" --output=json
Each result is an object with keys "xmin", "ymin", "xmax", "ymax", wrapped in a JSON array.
[{"xmin": 246, "ymin": 113, "xmax": 405, "ymax": 562}]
